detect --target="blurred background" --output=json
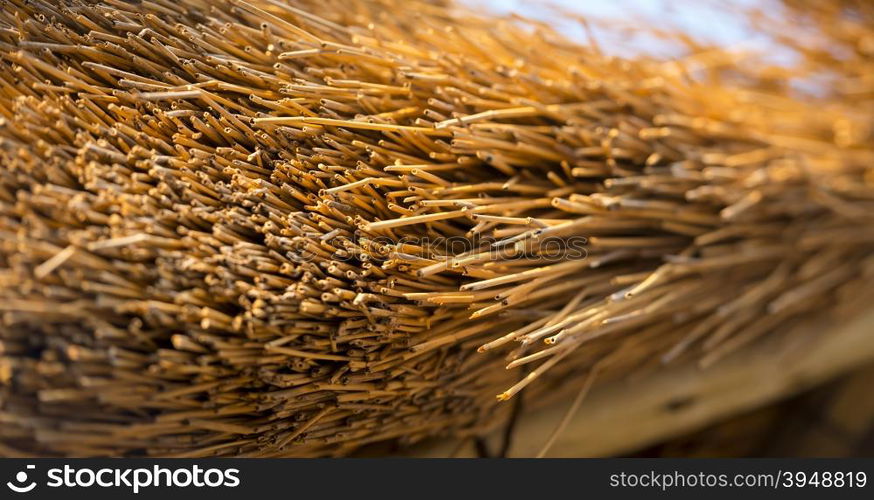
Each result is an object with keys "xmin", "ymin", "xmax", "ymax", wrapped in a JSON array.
[{"xmin": 634, "ymin": 365, "xmax": 874, "ymax": 457}]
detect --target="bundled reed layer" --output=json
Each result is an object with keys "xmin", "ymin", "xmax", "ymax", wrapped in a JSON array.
[{"xmin": 0, "ymin": 0, "xmax": 872, "ymax": 457}]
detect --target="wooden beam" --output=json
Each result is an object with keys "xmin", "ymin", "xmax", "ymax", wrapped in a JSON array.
[{"xmin": 405, "ymin": 308, "xmax": 874, "ymax": 457}]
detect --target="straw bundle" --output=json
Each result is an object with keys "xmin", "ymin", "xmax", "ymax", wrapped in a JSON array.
[{"xmin": 0, "ymin": 0, "xmax": 871, "ymax": 457}]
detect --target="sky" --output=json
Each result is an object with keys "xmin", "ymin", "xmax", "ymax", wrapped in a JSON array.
[{"xmin": 473, "ymin": 0, "xmax": 773, "ymax": 58}]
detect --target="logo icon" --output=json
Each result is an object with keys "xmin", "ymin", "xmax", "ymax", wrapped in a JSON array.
[{"xmin": 7, "ymin": 465, "xmax": 37, "ymax": 493}]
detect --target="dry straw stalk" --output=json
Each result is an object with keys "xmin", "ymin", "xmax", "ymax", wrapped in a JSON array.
[{"xmin": 0, "ymin": 0, "xmax": 872, "ymax": 457}]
